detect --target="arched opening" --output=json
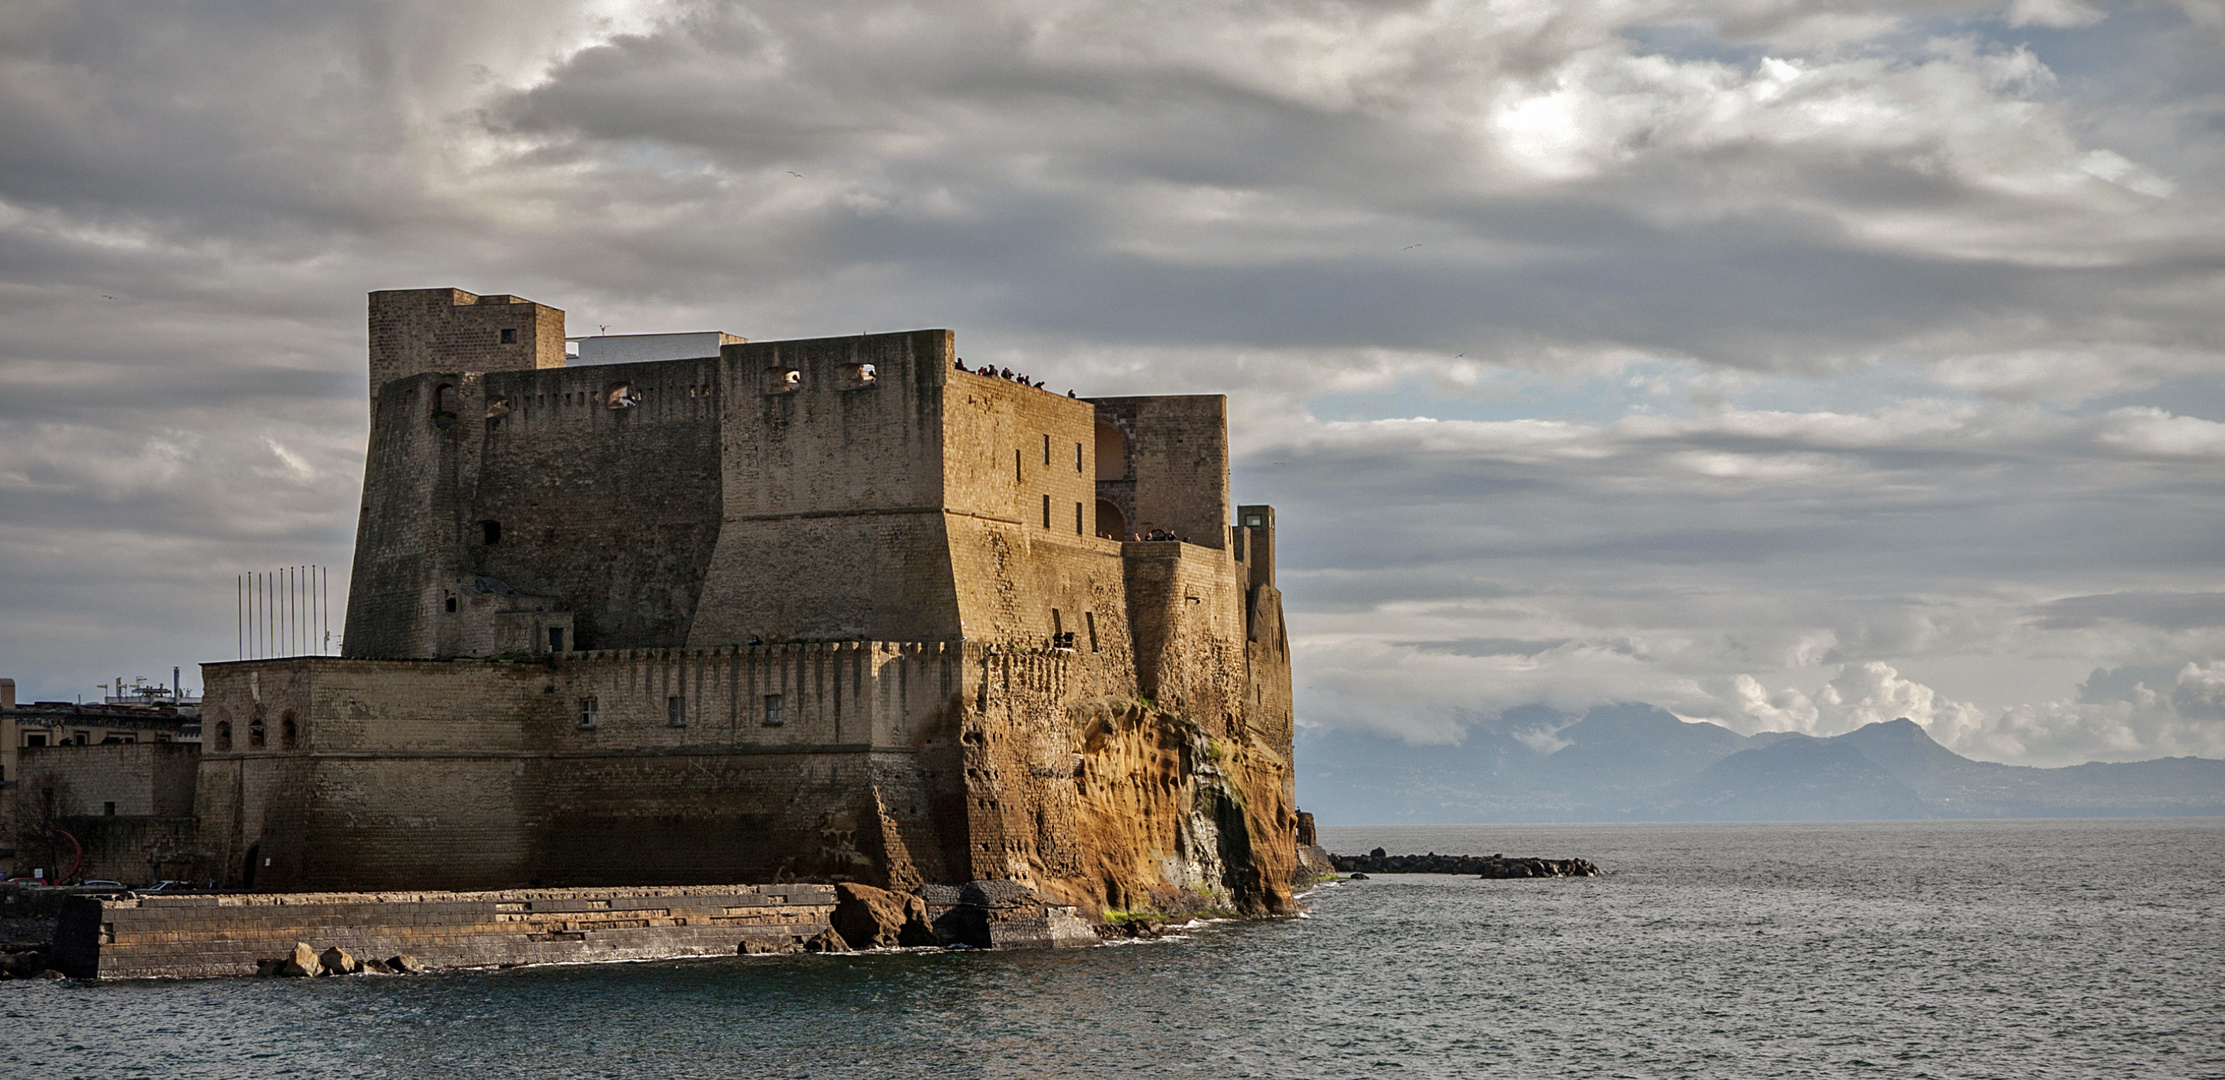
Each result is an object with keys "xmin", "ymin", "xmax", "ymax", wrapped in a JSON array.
[
  {"xmin": 215, "ymin": 720, "xmax": 232, "ymax": 751},
  {"xmin": 280, "ymin": 713, "xmax": 298, "ymax": 750},
  {"xmin": 248, "ymin": 713, "xmax": 266, "ymax": 749},
  {"xmin": 1096, "ymin": 499, "xmax": 1127, "ymax": 540},
  {"xmin": 1094, "ymin": 423, "xmax": 1127, "ymax": 481}
]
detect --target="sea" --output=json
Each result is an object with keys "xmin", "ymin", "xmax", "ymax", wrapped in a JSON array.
[{"xmin": 3, "ymin": 819, "xmax": 2218, "ymax": 1079}]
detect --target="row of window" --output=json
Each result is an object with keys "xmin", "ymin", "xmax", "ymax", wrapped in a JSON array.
[
  {"xmin": 19, "ymin": 730, "xmax": 147, "ymax": 747},
  {"xmin": 576, "ymin": 694, "xmax": 785, "ymax": 729},
  {"xmin": 210, "ymin": 716, "xmax": 295, "ymax": 751}
]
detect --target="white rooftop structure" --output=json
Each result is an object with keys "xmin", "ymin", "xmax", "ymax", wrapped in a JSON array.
[{"xmin": 567, "ymin": 331, "xmax": 747, "ymax": 366}]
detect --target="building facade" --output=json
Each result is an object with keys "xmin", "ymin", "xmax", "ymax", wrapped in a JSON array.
[{"xmin": 191, "ymin": 288, "xmax": 1297, "ymax": 916}]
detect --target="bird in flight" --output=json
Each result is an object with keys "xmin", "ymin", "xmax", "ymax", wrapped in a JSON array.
[
  {"xmin": 1403, "ymin": 243, "xmax": 1424, "ymax": 250},
  {"xmin": 788, "ymin": 171, "xmax": 804, "ymax": 178}
]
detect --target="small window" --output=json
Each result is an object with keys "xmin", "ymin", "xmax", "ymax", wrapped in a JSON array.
[
  {"xmin": 482, "ymin": 520, "xmax": 501, "ymax": 545},
  {"xmin": 248, "ymin": 716, "xmax": 266, "ymax": 749},
  {"xmin": 1245, "ymin": 513, "xmax": 1264, "ymax": 527},
  {"xmin": 72, "ymin": 730, "xmax": 90, "ymax": 745},
  {"xmin": 1014, "ymin": 449, "xmax": 1021, "ymax": 482},
  {"xmin": 445, "ymin": 596, "xmax": 458, "ymax": 613},
  {"xmin": 500, "ymin": 328, "xmax": 518, "ymax": 344},
  {"xmin": 104, "ymin": 802, "xmax": 116, "ymax": 816},
  {"xmin": 213, "ymin": 723, "xmax": 229, "ymax": 751},
  {"xmin": 667, "ymin": 695, "xmax": 685, "ymax": 727},
  {"xmin": 579, "ymin": 697, "xmax": 598, "ymax": 729},
  {"xmin": 1085, "ymin": 611, "xmax": 1098, "ymax": 652},
  {"xmin": 1042, "ymin": 494, "xmax": 1051, "ymax": 528},
  {"xmin": 766, "ymin": 368, "xmax": 801, "ymax": 394},
  {"xmin": 25, "ymin": 732, "xmax": 47, "ymax": 748},
  {"xmin": 841, "ymin": 363, "xmax": 878, "ymax": 388},
  {"xmin": 763, "ymin": 694, "xmax": 784, "ymax": 727},
  {"xmin": 549, "ymin": 626, "xmax": 565, "ymax": 652},
  {"xmin": 1043, "ymin": 433, "xmax": 1051, "ymax": 464},
  {"xmin": 1075, "ymin": 442, "xmax": 1083, "ymax": 472},
  {"xmin": 280, "ymin": 715, "xmax": 297, "ymax": 750},
  {"xmin": 1075, "ymin": 502, "xmax": 1084, "ymax": 535}
]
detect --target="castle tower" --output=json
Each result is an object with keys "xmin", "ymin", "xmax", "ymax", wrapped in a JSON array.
[{"xmin": 368, "ymin": 288, "xmax": 566, "ymax": 398}]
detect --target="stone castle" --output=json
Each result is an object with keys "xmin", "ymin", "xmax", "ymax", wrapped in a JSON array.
[{"xmin": 189, "ymin": 288, "xmax": 1297, "ymax": 916}]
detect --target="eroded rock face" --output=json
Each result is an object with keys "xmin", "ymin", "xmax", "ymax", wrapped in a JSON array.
[
  {"xmin": 953, "ymin": 691, "xmax": 1295, "ymax": 922},
  {"xmin": 832, "ymin": 883, "xmax": 935, "ymax": 949}
]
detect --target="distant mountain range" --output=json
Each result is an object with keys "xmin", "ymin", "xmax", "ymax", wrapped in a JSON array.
[{"xmin": 1297, "ymin": 704, "xmax": 2225, "ymax": 823}]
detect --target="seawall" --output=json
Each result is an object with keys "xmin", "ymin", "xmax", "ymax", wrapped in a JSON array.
[{"xmin": 53, "ymin": 884, "xmax": 836, "ymax": 980}]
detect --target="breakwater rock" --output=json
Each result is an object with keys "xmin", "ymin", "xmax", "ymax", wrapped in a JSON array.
[{"xmin": 1330, "ymin": 851, "xmax": 1601, "ymax": 878}]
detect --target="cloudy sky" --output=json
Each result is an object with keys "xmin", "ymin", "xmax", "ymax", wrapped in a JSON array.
[{"xmin": 3, "ymin": 0, "xmax": 2220, "ymax": 766}]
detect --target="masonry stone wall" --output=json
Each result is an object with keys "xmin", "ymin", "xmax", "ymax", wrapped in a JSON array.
[
  {"xmin": 17, "ymin": 742, "xmax": 200, "ymax": 818},
  {"xmin": 55, "ymin": 884, "xmax": 837, "ymax": 980},
  {"xmin": 1092, "ymin": 396, "xmax": 1231, "ymax": 547},
  {"xmin": 368, "ymin": 288, "xmax": 564, "ymax": 399}
]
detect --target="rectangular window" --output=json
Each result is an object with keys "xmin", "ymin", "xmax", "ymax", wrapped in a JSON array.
[
  {"xmin": 26, "ymin": 732, "xmax": 46, "ymax": 747},
  {"xmin": 579, "ymin": 697, "xmax": 598, "ymax": 729},
  {"xmin": 1085, "ymin": 611, "xmax": 1099, "ymax": 652},
  {"xmin": 1043, "ymin": 494, "xmax": 1051, "ymax": 528},
  {"xmin": 1014, "ymin": 449, "xmax": 1021, "ymax": 481},
  {"xmin": 548, "ymin": 626, "xmax": 565, "ymax": 652},
  {"xmin": 1043, "ymin": 433, "xmax": 1050, "ymax": 464},
  {"xmin": 500, "ymin": 328, "xmax": 518, "ymax": 344},
  {"xmin": 667, "ymin": 695, "xmax": 685, "ymax": 727},
  {"xmin": 1075, "ymin": 442, "xmax": 1083, "ymax": 472},
  {"xmin": 763, "ymin": 694, "xmax": 785, "ymax": 726},
  {"xmin": 1075, "ymin": 502, "xmax": 1084, "ymax": 535},
  {"xmin": 104, "ymin": 802, "xmax": 116, "ymax": 816}
]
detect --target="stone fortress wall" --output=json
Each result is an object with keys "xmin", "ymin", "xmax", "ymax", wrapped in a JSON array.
[{"xmin": 192, "ymin": 287, "xmax": 1297, "ymax": 919}]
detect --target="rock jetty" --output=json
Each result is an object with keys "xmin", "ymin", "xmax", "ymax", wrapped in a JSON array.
[{"xmin": 1330, "ymin": 850, "xmax": 1601, "ymax": 877}]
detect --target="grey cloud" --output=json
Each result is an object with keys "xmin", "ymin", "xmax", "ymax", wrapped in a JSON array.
[{"xmin": 2041, "ymin": 592, "xmax": 2225, "ymax": 631}]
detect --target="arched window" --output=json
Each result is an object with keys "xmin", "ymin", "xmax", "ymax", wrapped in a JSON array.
[
  {"xmin": 248, "ymin": 714, "xmax": 266, "ymax": 749},
  {"xmin": 215, "ymin": 721, "xmax": 232, "ymax": 751},
  {"xmin": 1094, "ymin": 423, "xmax": 1127, "ymax": 481},
  {"xmin": 280, "ymin": 713, "xmax": 298, "ymax": 750},
  {"xmin": 1096, "ymin": 499, "xmax": 1127, "ymax": 539}
]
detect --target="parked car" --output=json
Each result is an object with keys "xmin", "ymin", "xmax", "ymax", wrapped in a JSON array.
[
  {"xmin": 79, "ymin": 880, "xmax": 128, "ymax": 889},
  {"xmin": 141, "ymin": 880, "xmax": 197, "ymax": 893}
]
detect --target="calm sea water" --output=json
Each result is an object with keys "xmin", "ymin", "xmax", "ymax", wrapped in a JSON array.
[{"xmin": 4, "ymin": 819, "xmax": 2218, "ymax": 1079}]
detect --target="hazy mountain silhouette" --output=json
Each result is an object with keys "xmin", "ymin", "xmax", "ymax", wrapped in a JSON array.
[
  {"xmin": 1653, "ymin": 737, "xmax": 1925, "ymax": 821},
  {"xmin": 1297, "ymin": 706, "xmax": 2225, "ymax": 823}
]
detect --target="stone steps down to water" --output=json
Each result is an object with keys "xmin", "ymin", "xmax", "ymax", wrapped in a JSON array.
[{"xmin": 1329, "ymin": 851, "xmax": 1601, "ymax": 877}]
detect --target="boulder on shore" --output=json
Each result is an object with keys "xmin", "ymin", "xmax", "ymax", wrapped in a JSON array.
[
  {"xmin": 803, "ymin": 927, "xmax": 852, "ymax": 953},
  {"xmin": 318, "ymin": 946, "xmax": 362, "ymax": 976},
  {"xmin": 386, "ymin": 954, "xmax": 427, "ymax": 974},
  {"xmin": 278, "ymin": 942, "xmax": 321, "ymax": 977}
]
